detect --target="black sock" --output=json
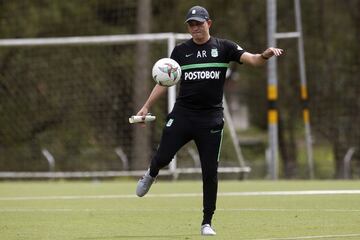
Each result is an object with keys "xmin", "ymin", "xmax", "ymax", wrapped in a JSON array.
[
  {"xmin": 149, "ymin": 167, "xmax": 159, "ymax": 178},
  {"xmin": 201, "ymin": 219, "xmax": 211, "ymax": 226}
]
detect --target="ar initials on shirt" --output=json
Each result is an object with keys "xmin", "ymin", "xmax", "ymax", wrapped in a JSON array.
[{"xmin": 197, "ymin": 50, "xmax": 207, "ymax": 58}]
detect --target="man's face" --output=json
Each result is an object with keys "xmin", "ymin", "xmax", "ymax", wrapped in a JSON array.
[{"xmin": 187, "ymin": 20, "xmax": 211, "ymax": 41}]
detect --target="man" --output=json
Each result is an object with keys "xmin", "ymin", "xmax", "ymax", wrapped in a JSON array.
[{"xmin": 135, "ymin": 5, "xmax": 284, "ymax": 236}]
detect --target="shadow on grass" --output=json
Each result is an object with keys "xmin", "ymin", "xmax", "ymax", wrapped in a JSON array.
[{"xmin": 78, "ymin": 234, "xmax": 198, "ymax": 239}]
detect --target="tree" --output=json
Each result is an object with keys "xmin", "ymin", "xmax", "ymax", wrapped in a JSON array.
[{"xmin": 131, "ymin": 0, "xmax": 153, "ymax": 170}]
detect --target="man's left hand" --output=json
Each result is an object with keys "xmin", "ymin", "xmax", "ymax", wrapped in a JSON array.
[{"xmin": 262, "ymin": 47, "xmax": 284, "ymax": 59}]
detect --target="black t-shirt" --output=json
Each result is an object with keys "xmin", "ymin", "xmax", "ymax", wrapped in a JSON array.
[{"xmin": 170, "ymin": 37, "xmax": 245, "ymax": 114}]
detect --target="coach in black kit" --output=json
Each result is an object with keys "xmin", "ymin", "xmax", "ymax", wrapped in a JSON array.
[{"xmin": 135, "ymin": 5, "xmax": 284, "ymax": 236}]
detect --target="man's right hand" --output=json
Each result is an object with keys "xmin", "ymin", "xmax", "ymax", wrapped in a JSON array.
[{"xmin": 135, "ymin": 106, "xmax": 149, "ymax": 127}]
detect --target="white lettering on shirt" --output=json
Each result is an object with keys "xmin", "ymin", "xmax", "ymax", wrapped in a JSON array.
[
  {"xmin": 197, "ymin": 50, "xmax": 207, "ymax": 58},
  {"xmin": 184, "ymin": 71, "xmax": 221, "ymax": 80}
]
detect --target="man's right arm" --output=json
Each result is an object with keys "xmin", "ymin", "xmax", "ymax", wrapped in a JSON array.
[{"xmin": 136, "ymin": 84, "xmax": 168, "ymax": 118}]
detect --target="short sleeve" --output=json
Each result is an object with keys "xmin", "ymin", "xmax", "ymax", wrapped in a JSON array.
[
  {"xmin": 224, "ymin": 39, "xmax": 246, "ymax": 64},
  {"xmin": 170, "ymin": 46, "xmax": 180, "ymax": 63}
]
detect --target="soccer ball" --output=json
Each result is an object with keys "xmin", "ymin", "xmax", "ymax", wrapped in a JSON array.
[{"xmin": 152, "ymin": 58, "xmax": 181, "ymax": 87}]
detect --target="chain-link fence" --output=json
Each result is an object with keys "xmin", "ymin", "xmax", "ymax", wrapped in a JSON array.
[{"xmin": 0, "ymin": 41, "xmax": 165, "ymax": 172}]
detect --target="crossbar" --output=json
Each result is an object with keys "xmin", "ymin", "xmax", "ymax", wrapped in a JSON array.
[
  {"xmin": 0, "ymin": 33, "xmax": 191, "ymax": 47},
  {"xmin": 274, "ymin": 31, "xmax": 300, "ymax": 39}
]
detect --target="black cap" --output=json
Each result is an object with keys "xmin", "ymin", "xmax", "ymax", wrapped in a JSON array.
[{"xmin": 185, "ymin": 6, "xmax": 210, "ymax": 23}]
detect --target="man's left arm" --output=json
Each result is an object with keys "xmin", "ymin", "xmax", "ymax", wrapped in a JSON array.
[{"xmin": 240, "ymin": 47, "xmax": 284, "ymax": 67}]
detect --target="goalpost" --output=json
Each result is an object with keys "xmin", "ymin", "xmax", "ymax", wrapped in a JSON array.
[{"xmin": 0, "ymin": 33, "xmax": 250, "ymax": 179}]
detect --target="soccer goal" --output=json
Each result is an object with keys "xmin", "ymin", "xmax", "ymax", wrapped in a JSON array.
[{"xmin": 0, "ymin": 33, "xmax": 250, "ymax": 179}]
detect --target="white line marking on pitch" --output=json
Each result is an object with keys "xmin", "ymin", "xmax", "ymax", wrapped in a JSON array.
[
  {"xmin": 253, "ymin": 233, "xmax": 360, "ymax": 240},
  {"xmin": 0, "ymin": 208, "xmax": 359, "ymax": 213},
  {"xmin": 0, "ymin": 190, "xmax": 360, "ymax": 201},
  {"xmin": 217, "ymin": 208, "xmax": 360, "ymax": 213}
]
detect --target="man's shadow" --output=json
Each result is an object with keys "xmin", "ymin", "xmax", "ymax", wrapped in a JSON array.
[{"xmin": 78, "ymin": 234, "xmax": 198, "ymax": 239}]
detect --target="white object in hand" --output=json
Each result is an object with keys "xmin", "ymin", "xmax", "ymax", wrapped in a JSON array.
[{"xmin": 129, "ymin": 115, "xmax": 156, "ymax": 124}]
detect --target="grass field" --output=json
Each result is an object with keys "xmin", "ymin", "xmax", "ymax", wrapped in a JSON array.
[{"xmin": 0, "ymin": 180, "xmax": 359, "ymax": 240}]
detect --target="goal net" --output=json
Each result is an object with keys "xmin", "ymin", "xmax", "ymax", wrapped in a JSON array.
[{"xmin": 0, "ymin": 34, "xmax": 250, "ymax": 179}]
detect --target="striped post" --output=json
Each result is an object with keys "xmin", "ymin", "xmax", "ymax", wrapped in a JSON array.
[
  {"xmin": 267, "ymin": 0, "xmax": 279, "ymax": 179},
  {"xmin": 295, "ymin": 0, "xmax": 314, "ymax": 178}
]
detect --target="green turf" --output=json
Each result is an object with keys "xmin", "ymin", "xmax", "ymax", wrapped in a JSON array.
[{"xmin": 0, "ymin": 180, "xmax": 359, "ymax": 240}]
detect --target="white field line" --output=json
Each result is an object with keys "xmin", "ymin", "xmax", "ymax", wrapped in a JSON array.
[
  {"xmin": 254, "ymin": 233, "xmax": 360, "ymax": 240},
  {"xmin": 0, "ymin": 208, "xmax": 359, "ymax": 213},
  {"xmin": 0, "ymin": 190, "xmax": 360, "ymax": 201},
  {"xmin": 217, "ymin": 208, "xmax": 360, "ymax": 212}
]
